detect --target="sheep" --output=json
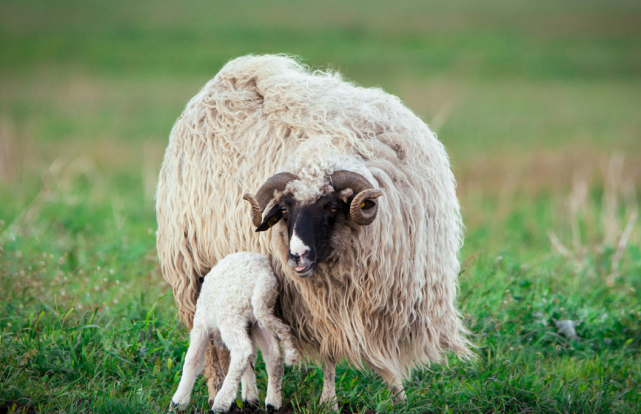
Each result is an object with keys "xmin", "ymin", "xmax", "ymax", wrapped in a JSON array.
[
  {"xmin": 156, "ymin": 54, "xmax": 473, "ymax": 409},
  {"xmin": 170, "ymin": 252, "xmax": 298, "ymax": 413}
]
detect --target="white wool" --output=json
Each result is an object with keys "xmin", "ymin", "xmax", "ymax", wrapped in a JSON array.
[
  {"xmin": 157, "ymin": 54, "xmax": 473, "ymax": 406},
  {"xmin": 171, "ymin": 252, "xmax": 298, "ymax": 412}
]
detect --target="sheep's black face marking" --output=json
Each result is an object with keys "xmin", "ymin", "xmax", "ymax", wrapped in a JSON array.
[
  {"xmin": 283, "ymin": 194, "xmax": 343, "ymax": 277},
  {"xmin": 257, "ymin": 194, "xmax": 344, "ymax": 278}
]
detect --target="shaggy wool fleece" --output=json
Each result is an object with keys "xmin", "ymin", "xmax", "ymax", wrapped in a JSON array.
[{"xmin": 156, "ymin": 54, "xmax": 472, "ymax": 378}]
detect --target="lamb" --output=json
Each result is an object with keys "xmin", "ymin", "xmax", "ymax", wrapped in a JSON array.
[
  {"xmin": 156, "ymin": 54, "xmax": 473, "ymax": 409},
  {"xmin": 170, "ymin": 252, "xmax": 298, "ymax": 413}
]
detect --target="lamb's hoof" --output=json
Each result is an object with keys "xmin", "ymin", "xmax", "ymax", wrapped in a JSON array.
[
  {"xmin": 266, "ymin": 404, "xmax": 276, "ymax": 414},
  {"xmin": 169, "ymin": 401, "xmax": 180, "ymax": 412},
  {"xmin": 243, "ymin": 400, "xmax": 259, "ymax": 411},
  {"xmin": 211, "ymin": 401, "xmax": 239, "ymax": 413}
]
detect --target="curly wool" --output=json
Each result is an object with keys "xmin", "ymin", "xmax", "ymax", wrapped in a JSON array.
[
  {"xmin": 156, "ymin": 54, "xmax": 473, "ymax": 379},
  {"xmin": 171, "ymin": 252, "xmax": 297, "ymax": 412}
]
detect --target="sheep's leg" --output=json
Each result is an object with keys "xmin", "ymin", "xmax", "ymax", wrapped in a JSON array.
[
  {"xmin": 211, "ymin": 318, "xmax": 254, "ymax": 413},
  {"xmin": 253, "ymin": 325, "xmax": 284, "ymax": 413},
  {"xmin": 171, "ymin": 322, "xmax": 210, "ymax": 409},
  {"xmin": 240, "ymin": 339, "xmax": 259, "ymax": 410},
  {"xmin": 372, "ymin": 367, "xmax": 406, "ymax": 404},
  {"xmin": 217, "ymin": 344, "xmax": 231, "ymax": 372},
  {"xmin": 320, "ymin": 361, "xmax": 338, "ymax": 412},
  {"xmin": 204, "ymin": 340, "xmax": 227, "ymax": 405}
]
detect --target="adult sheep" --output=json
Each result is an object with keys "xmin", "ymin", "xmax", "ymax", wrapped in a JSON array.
[{"xmin": 156, "ymin": 54, "xmax": 472, "ymax": 408}]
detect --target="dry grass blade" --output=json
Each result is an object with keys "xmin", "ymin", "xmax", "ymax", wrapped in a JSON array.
[
  {"xmin": 602, "ymin": 153, "xmax": 624, "ymax": 246},
  {"xmin": 142, "ymin": 140, "xmax": 163, "ymax": 207},
  {"xmin": 547, "ymin": 230, "xmax": 570, "ymax": 258},
  {"xmin": 0, "ymin": 114, "xmax": 18, "ymax": 184},
  {"xmin": 492, "ymin": 170, "xmax": 521, "ymax": 228},
  {"xmin": 607, "ymin": 210, "xmax": 638, "ymax": 286},
  {"xmin": 569, "ymin": 178, "xmax": 588, "ymax": 257},
  {"xmin": 429, "ymin": 98, "xmax": 453, "ymax": 134}
]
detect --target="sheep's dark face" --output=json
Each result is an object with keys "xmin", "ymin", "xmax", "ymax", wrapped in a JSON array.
[
  {"xmin": 245, "ymin": 170, "xmax": 383, "ymax": 278},
  {"xmin": 257, "ymin": 194, "xmax": 345, "ymax": 278}
]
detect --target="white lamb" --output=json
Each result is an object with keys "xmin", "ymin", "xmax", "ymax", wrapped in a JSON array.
[{"xmin": 170, "ymin": 252, "xmax": 298, "ymax": 413}]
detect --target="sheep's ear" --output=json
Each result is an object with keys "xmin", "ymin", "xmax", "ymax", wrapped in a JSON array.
[
  {"xmin": 337, "ymin": 188, "xmax": 354, "ymax": 203},
  {"xmin": 256, "ymin": 204, "xmax": 283, "ymax": 232}
]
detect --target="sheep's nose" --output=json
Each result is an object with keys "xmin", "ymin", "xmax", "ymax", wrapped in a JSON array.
[{"xmin": 289, "ymin": 252, "xmax": 302, "ymax": 263}]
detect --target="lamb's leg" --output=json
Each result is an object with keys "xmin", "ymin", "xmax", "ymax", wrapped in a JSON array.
[
  {"xmin": 372, "ymin": 367, "xmax": 406, "ymax": 404},
  {"xmin": 211, "ymin": 318, "xmax": 254, "ymax": 413},
  {"xmin": 171, "ymin": 322, "xmax": 210, "ymax": 409},
  {"xmin": 252, "ymin": 280, "xmax": 299, "ymax": 365},
  {"xmin": 240, "ymin": 339, "xmax": 259, "ymax": 410},
  {"xmin": 253, "ymin": 325, "xmax": 284, "ymax": 413},
  {"xmin": 320, "ymin": 361, "xmax": 338, "ymax": 412}
]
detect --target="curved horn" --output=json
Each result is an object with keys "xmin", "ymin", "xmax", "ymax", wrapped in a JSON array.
[
  {"xmin": 244, "ymin": 172, "xmax": 299, "ymax": 228},
  {"xmin": 330, "ymin": 170, "xmax": 383, "ymax": 226},
  {"xmin": 350, "ymin": 188, "xmax": 383, "ymax": 225},
  {"xmin": 254, "ymin": 172, "xmax": 300, "ymax": 211},
  {"xmin": 243, "ymin": 193, "xmax": 262, "ymax": 227},
  {"xmin": 330, "ymin": 170, "xmax": 375, "ymax": 195}
]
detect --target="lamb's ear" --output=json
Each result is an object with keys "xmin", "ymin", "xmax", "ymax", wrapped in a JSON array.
[{"xmin": 256, "ymin": 204, "xmax": 283, "ymax": 232}]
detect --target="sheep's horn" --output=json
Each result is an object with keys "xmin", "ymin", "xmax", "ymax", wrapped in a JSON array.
[
  {"xmin": 330, "ymin": 170, "xmax": 375, "ymax": 195},
  {"xmin": 243, "ymin": 193, "xmax": 262, "ymax": 227},
  {"xmin": 350, "ymin": 189, "xmax": 383, "ymax": 225},
  {"xmin": 254, "ymin": 172, "xmax": 300, "ymax": 212},
  {"xmin": 330, "ymin": 170, "xmax": 383, "ymax": 226}
]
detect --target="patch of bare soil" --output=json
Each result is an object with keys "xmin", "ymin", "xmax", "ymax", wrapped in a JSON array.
[{"xmin": 0, "ymin": 401, "xmax": 37, "ymax": 414}]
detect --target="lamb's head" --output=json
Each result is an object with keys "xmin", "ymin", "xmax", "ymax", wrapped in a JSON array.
[{"xmin": 244, "ymin": 171, "xmax": 383, "ymax": 278}]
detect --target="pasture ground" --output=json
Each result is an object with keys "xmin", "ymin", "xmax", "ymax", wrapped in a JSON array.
[{"xmin": 1, "ymin": 1, "xmax": 640, "ymax": 413}]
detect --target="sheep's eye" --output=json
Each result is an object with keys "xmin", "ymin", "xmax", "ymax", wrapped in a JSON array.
[
  {"xmin": 280, "ymin": 206, "xmax": 288, "ymax": 214},
  {"xmin": 329, "ymin": 205, "xmax": 338, "ymax": 212},
  {"xmin": 360, "ymin": 202, "xmax": 366, "ymax": 208}
]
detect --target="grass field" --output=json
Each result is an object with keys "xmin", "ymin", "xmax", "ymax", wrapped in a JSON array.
[{"xmin": 1, "ymin": 1, "xmax": 640, "ymax": 413}]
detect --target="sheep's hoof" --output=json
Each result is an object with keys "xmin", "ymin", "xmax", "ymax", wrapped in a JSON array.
[
  {"xmin": 243, "ymin": 400, "xmax": 259, "ymax": 411},
  {"xmin": 266, "ymin": 404, "xmax": 276, "ymax": 414}
]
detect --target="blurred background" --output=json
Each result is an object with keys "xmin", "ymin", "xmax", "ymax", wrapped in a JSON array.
[
  {"xmin": 2, "ymin": 0, "xmax": 640, "ymax": 233},
  {"xmin": 2, "ymin": 0, "xmax": 640, "ymax": 236},
  {"xmin": 0, "ymin": 1, "xmax": 640, "ymax": 412}
]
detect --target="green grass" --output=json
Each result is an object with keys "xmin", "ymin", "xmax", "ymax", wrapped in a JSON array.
[
  {"xmin": 1, "ymin": 0, "xmax": 640, "ymax": 412},
  {"xmin": 1, "ymin": 186, "xmax": 639, "ymax": 413}
]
